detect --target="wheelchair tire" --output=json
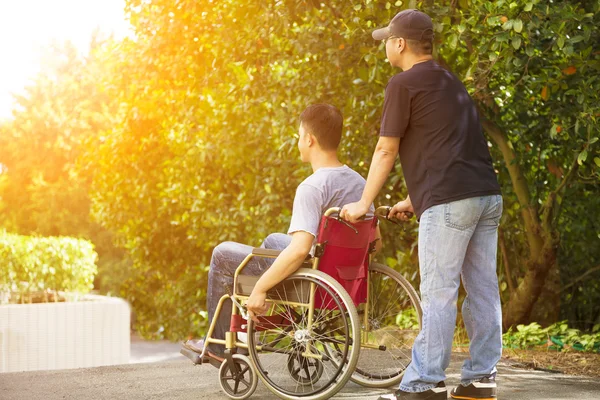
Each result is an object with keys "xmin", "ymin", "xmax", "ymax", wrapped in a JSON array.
[
  {"xmin": 247, "ymin": 268, "xmax": 360, "ymax": 400},
  {"xmin": 218, "ymin": 354, "xmax": 258, "ymax": 400},
  {"xmin": 350, "ymin": 262, "xmax": 422, "ymax": 388}
]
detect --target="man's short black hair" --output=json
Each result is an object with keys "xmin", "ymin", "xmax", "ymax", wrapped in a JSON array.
[
  {"xmin": 406, "ymin": 38, "xmax": 433, "ymax": 55},
  {"xmin": 299, "ymin": 104, "xmax": 343, "ymax": 151}
]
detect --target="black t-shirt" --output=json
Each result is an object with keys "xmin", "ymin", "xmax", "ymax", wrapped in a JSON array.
[{"xmin": 380, "ymin": 60, "xmax": 501, "ymax": 218}]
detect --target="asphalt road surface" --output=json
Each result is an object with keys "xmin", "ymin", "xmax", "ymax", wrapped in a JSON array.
[{"xmin": 1, "ymin": 338, "xmax": 599, "ymax": 399}]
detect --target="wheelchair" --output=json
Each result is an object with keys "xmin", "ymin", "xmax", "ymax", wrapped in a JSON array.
[{"xmin": 182, "ymin": 206, "xmax": 422, "ymax": 400}]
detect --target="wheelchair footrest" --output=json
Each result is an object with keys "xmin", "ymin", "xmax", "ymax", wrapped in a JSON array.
[{"xmin": 180, "ymin": 347, "xmax": 203, "ymax": 365}]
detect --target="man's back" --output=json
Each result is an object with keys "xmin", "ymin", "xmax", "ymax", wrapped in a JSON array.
[
  {"xmin": 381, "ymin": 60, "xmax": 501, "ymax": 217},
  {"xmin": 288, "ymin": 165, "xmax": 372, "ymax": 237}
]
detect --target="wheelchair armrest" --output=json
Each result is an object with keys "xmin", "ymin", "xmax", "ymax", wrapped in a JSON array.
[
  {"xmin": 251, "ymin": 248, "xmax": 282, "ymax": 258},
  {"xmin": 251, "ymin": 248, "xmax": 312, "ymax": 261}
]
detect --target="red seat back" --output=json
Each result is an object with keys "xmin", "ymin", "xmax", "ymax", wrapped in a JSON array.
[{"xmin": 314, "ymin": 215, "xmax": 377, "ymax": 308}]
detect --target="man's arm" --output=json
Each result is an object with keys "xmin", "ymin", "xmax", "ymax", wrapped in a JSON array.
[
  {"xmin": 246, "ymin": 231, "xmax": 313, "ymax": 321},
  {"xmin": 341, "ymin": 136, "xmax": 400, "ymax": 223}
]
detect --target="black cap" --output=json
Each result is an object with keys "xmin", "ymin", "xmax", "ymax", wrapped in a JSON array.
[{"xmin": 372, "ymin": 9, "xmax": 434, "ymax": 41}]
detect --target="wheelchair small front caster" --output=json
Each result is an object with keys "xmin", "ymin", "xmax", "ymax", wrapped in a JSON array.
[{"xmin": 219, "ymin": 354, "xmax": 258, "ymax": 400}]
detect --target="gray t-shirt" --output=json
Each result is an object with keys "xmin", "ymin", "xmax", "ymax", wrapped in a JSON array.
[{"xmin": 288, "ymin": 165, "xmax": 374, "ymax": 237}]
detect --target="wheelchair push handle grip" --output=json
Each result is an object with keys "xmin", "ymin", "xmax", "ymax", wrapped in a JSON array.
[
  {"xmin": 324, "ymin": 206, "xmax": 362, "ymax": 234},
  {"xmin": 324, "ymin": 206, "xmax": 367, "ymax": 219},
  {"xmin": 375, "ymin": 206, "xmax": 413, "ymax": 225},
  {"xmin": 324, "ymin": 207, "xmax": 342, "ymax": 217}
]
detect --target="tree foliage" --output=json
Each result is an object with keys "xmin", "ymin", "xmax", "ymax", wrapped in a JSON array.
[
  {"xmin": 0, "ymin": 41, "xmax": 127, "ymax": 295},
  {"xmin": 0, "ymin": 0, "xmax": 598, "ymax": 339},
  {"xmin": 432, "ymin": 0, "xmax": 600, "ymax": 327}
]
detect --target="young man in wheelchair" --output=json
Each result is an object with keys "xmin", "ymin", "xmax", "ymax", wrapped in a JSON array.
[{"xmin": 182, "ymin": 103, "xmax": 379, "ymax": 365}]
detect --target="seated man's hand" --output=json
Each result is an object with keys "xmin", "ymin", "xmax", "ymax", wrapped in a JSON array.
[
  {"xmin": 246, "ymin": 288, "xmax": 269, "ymax": 323},
  {"xmin": 340, "ymin": 200, "xmax": 370, "ymax": 223}
]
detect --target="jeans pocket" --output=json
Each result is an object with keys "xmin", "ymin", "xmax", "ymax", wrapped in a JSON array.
[
  {"xmin": 491, "ymin": 195, "xmax": 503, "ymax": 225},
  {"xmin": 444, "ymin": 197, "xmax": 482, "ymax": 230}
]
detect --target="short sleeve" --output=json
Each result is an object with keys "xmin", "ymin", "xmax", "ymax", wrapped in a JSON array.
[
  {"xmin": 287, "ymin": 184, "xmax": 324, "ymax": 237},
  {"xmin": 380, "ymin": 80, "xmax": 411, "ymax": 138}
]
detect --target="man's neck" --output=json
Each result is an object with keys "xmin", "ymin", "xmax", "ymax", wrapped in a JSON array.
[
  {"xmin": 309, "ymin": 152, "xmax": 343, "ymax": 173},
  {"xmin": 399, "ymin": 55, "xmax": 433, "ymax": 71}
]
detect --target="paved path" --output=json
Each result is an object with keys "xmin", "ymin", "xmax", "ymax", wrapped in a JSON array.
[{"xmin": 1, "ymin": 338, "xmax": 599, "ymax": 399}]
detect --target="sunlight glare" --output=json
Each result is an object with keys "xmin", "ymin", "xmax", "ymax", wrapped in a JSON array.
[{"xmin": 0, "ymin": 0, "xmax": 130, "ymax": 119}]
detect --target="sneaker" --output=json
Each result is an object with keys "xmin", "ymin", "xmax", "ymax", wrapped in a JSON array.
[
  {"xmin": 450, "ymin": 374, "xmax": 497, "ymax": 399},
  {"xmin": 378, "ymin": 382, "xmax": 448, "ymax": 399}
]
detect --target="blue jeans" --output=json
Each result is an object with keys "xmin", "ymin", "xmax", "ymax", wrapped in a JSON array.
[
  {"xmin": 400, "ymin": 195, "xmax": 503, "ymax": 392},
  {"xmin": 206, "ymin": 233, "xmax": 292, "ymax": 355}
]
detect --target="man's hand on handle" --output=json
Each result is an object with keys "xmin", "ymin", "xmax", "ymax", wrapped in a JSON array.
[
  {"xmin": 389, "ymin": 197, "xmax": 414, "ymax": 221},
  {"xmin": 246, "ymin": 289, "xmax": 269, "ymax": 323},
  {"xmin": 340, "ymin": 200, "xmax": 370, "ymax": 223}
]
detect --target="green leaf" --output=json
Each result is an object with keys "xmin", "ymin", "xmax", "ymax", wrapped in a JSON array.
[
  {"xmin": 594, "ymin": 157, "xmax": 600, "ymax": 167},
  {"xmin": 513, "ymin": 19, "xmax": 523, "ymax": 33},
  {"xmin": 394, "ymin": 1, "xmax": 403, "ymax": 6},
  {"xmin": 577, "ymin": 150, "xmax": 588, "ymax": 166},
  {"xmin": 353, "ymin": 4, "xmax": 362, "ymax": 11},
  {"xmin": 525, "ymin": 46, "xmax": 534, "ymax": 56},
  {"xmin": 570, "ymin": 35, "xmax": 584, "ymax": 44},
  {"xmin": 512, "ymin": 37, "xmax": 522, "ymax": 50},
  {"xmin": 590, "ymin": 137, "xmax": 599, "ymax": 144},
  {"xmin": 550, "ymin": 124, "xmax": 558, "ymax": 139},
  {"xmin": 524, "ymin": 2, "xmax": 533, "ymax": 11},
  {"xmin": 557, "ymin": 36, "xmax": 565, "ymax": 49},
  {"xmin": 449, "ymin": 33, "xmax": 458, "ymax": 49},
  {"xmin": 487, "ymin": 16, "xmax": 500, "ymax": 26},
  {"xmin": 502, "ymin": 20, "xmax": 513, "ymax": 31}
]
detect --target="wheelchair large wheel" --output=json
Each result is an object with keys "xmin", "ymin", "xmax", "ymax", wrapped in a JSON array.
[
  {"xmin": 247, "ymin": 268, "xmax": 360, "ymax": 400},
  {"xmin": 351, "ymin": 262, "xmax": 422, "ymax": 387}
]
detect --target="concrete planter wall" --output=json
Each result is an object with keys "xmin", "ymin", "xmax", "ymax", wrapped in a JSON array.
[{"xmin": 0, "ymin": 295, "xmax": 130, "ymax": 373}]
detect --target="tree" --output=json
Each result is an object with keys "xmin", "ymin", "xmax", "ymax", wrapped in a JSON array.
[
  {"xmin": 431, "ymin": 0, "xmax": 599, "ymax": 327},
  {"xmin": 0, "ymin": 40, "xmax": 126, "ymax": 293},
  {"xmin": 79, "ymin": 0, "xmax": 599, "ymax": 338}
]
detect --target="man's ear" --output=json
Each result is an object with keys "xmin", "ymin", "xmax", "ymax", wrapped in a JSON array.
[
  {"xmin": 307, "ymin": 132, "xmax": 315, "ymax": 147},
  {"xmin": 398, "ymin": 38, "xmax": 405, "ymax": 53}
]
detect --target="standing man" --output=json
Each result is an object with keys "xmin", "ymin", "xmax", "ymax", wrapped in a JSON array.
[{"xmin": 341, "ymin": 9, "xmax": 503, "ymax": 400}]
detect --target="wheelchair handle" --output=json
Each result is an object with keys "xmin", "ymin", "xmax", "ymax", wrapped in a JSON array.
[
  {"xmin": 231, "ymin": 296, "xmax": 249, "ymax": 320},
  {"xmin": 375, "ymin": 206, "xmax": 413, "ymax": 225},
  {"xmin": 324, "ymin": 206, "xmax": 368, "ymax": 219},
  {"xmin": 324, "ymin": 207, "xmax": 361, "ymax": 234},
  {"xmin": 324, "ymin": 207, "xmax": 341, "ymax": 217}
]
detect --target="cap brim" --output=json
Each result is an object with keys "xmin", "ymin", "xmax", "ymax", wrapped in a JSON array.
[{"xmin": 372, "ymin": 27, "xmax": 391, "ymax": 41}]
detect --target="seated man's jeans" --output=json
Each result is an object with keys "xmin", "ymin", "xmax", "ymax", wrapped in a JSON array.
[
  {"xmin": 206, "ymin": 233, "xmax": 292, "ymax": 356},
  {"xmin": 399, "ymin": 195, "xmax": 503, "ymax": 392}
]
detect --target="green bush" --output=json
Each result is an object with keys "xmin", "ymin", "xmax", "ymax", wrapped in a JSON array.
[
  {"xmin": 502, "ymin": 321, "xmax": 600, "ymax": 353},
  {"xmin": 0, "ymin": 231, "xmax": 97, "ymax": 303}
]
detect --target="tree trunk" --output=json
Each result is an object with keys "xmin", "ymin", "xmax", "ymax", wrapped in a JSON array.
[
  {"xmin": 502, "ymin": 245, "xmax": 558, "ymax": 329},
  {"xmin": 481, "ymin": 118, "xmax": 564, "ymax": 329}
]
